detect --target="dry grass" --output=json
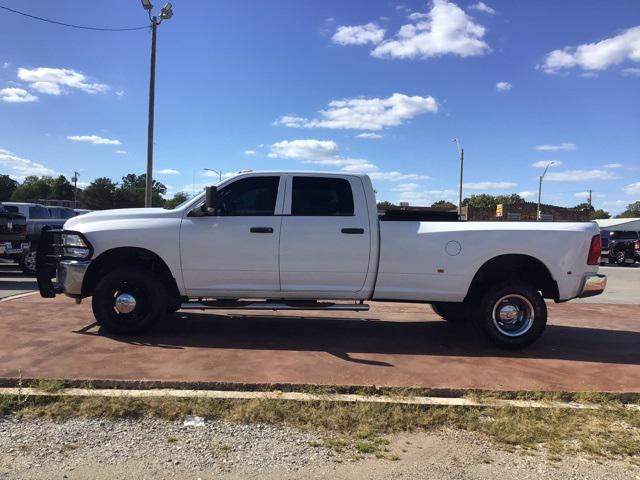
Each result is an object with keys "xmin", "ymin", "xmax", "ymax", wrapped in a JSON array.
[{"xmin": 0, "ymin": 392, "xmax": 638, "ymax": 459}]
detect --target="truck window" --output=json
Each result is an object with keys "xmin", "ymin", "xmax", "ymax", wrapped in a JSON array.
[
  {"xmin": 29, "ymin": 205, "xmax": 51, "ymax": 219},
  {"xmin": 3, "ymin": 205, "xmax": 19, "ymax": 213},
  {"xmin": 217, "ymin": 176, "xmax": 279, "ymax": 216},
  {"xmin": 291, "ymin": 177, "xmax": 354, "ymax": 216}
]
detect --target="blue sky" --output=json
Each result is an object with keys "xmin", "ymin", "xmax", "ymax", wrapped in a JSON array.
[{"xmin": 0, "ymin": 0, "xmax": 639, "ymax": 213}]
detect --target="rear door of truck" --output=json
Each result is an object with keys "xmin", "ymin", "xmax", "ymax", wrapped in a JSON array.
[{"xmin": 279, "ymin": 175, "xmax": 371, "ymax": 294}]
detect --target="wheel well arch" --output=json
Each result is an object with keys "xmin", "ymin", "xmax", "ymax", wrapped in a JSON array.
[
  {"xmin": 465, "ymin": 254, "xmax": 559, "ymax": 301},
  {"xmin": 81, "ymin": 247, "xmax": 181, "ymax": 299}
]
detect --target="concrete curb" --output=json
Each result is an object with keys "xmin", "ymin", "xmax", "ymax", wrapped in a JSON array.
[
  {"xmin": 2, "ymin": 387, "xmax": 635, "ymax": 410},
  {"xmin": 0, "ymin": 291, "xmax": 38, "ymax": 303}
]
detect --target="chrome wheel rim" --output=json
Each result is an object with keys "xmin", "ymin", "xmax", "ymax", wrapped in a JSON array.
[
  {"xmin": 617, "ymin": 252, "xmax": 625, "ymax": 264},
  {"xmin": 114, "ymin": 292, "xmax": 137, "ymax": 314},
  {"xmin": 491, "ymin": 294, "xmax": 535, "ymax": 337},
  {"xmin": 24, "ymin": 251, "xmax": 36, "ymax": 271}
]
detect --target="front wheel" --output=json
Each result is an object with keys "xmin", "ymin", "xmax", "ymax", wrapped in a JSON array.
[
  {"xmin": 472, "ymin": 282, "xmax": 547, "ymax": 349},
  {"xmin": 92, "ymin": 269, "xmax": 168, "ymax": 335},
  {"xmin": 615, "ymin": 251, "xmax": 626, "ymax": 265},
  {"xmin": 19, "ymin": 249, "xmax": 37, "ymax": 275}
]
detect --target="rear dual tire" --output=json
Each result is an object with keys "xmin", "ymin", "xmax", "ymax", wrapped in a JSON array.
[{"xmin": 472, "ymin": 282, "xmax": 547, "ymax": 349}]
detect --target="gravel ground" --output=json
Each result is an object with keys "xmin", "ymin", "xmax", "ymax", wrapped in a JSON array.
[{"xmin": 0, "ymin": 416, "xmax": 638, "ymax": 479}]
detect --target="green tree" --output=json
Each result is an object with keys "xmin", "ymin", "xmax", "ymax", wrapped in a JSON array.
[
  {"xmin": 79, "ymin": 177, "xmax": 118, "ymax": 210},
  {"xmin": 114, "ymin": 174, "xmax": 166, "ymax": 208},
  {"xmin": 0, "ymin": 175, "xmax": 18, "ymax": 201},
  {"xmin": 617, "ymin": 201, "xmax": 640, "ymax": 218},
  {"xmin": 431, "ymin": 200, "xmax": 456, "ymax": 209},
  {"xmin": 10, "ymin": 175, "xmax": 75, "ymax": 202},
  {"xmin": 164, "ymin": 192, "xmax": 190, "ymax": 209},
  {"xmin": 463, "ymin": 193, "xmax": 524, "ymax": 209},
  {"xmin": 376, "ymin": 201, "xmax": 395, "ymax": 210},
  {"xmin": 591, "ymin": 209, "xmax": 610, "ymax": 219}
]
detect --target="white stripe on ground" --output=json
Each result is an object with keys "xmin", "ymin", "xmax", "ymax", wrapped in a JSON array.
[{"xmin": 1, "ymin": 387, "xmax": 636, "ymax": 410}]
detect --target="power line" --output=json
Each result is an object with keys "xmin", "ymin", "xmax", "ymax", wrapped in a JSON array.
[{"xmin": 0, "ymin": 4, "xmax": 149, "ymax": 32}]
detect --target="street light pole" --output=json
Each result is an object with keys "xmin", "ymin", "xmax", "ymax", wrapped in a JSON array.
[
  {"xmin": 452, "ymin": 139, "xmax": 464, "ymax": 219},
  {"xmin": 537, "ymin": 161, "xmax": 554, "ymax": 221},
  {"xmin": 145, "ymin": 17, "xmax": 157, "ymax": 208},
  {"xmin": 72, "ymin": 171, "xmax": 79, "ymax": 209},
  {"xmin": 204, "ymin": 168, "xmax": 222, "ymax": 182},
  {"xmin": 141, "ymin": 1, "xmax": 173, "ymax": 208}
]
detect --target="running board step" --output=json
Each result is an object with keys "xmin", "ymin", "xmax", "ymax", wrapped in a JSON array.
[{"xmin": 180, "ymin": 301, "xmax": 369, "ymax": 312}]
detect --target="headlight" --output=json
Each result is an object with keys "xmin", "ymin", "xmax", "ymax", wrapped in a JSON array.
[{"xmin": 61, "ymin": 233, "xmax": 91, "ymax": 259}]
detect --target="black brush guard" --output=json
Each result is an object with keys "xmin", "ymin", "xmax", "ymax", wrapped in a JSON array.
[{"xmin": 36, "ymin": 229, "xmax": 64, "ymax": 298}]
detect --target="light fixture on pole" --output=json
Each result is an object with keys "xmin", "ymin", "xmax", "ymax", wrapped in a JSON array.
[
  {"xmin": 452, "ymin": 138, "xmax": 464, "ymax": 219},
  {"xmin": 203, "ymin": 168, "xmax": 223, "ymax": 182},
  {"xmin": 537, "ymin": 161, "xmax": 555, "ymax": 221},
  {"xmin": 140, "ymin": 1, "xmax": 174, "ymax": 208}
]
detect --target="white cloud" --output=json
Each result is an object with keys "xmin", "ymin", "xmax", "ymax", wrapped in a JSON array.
[
  {"xmin": 267, "ymin": 138, "xmax": 427, "ymax": 181},
  {"xmin": 115, "ymin": 150, "xmax": 128, "ymax": 155},
  {"xmin": 495, "ymin": 81, "xmax": 512, "ymax": 91},
  {"xmin": 574, "ymin": 191, "xmax": 606, "ymax": 199},
  {"xmin": 268, "ymin": 139, "xmax": 339, "ymax": 160},
  {"xmin": 115, "ymin": 90, "xmax": 125, "ymax": 97},
  {"xmin": 463, "ymin": 181, "xmax": 517, "ymax": 190},
  {"xmin": 243, "ymin": 149, "xmax": 257, "ymax": 156},
  {"xmin": 2, "ymin": 62, "xmax": 9, "ymax": 69},
  {"xmin": 274, "ymin": 93, "xmax": 438, "ymax": 131},
  {"xmin": 468, "ymin": 2, "xmax": 495, "ymax": 14},
  {"xmin": 17, "ymin": 67, "xmax": 109, "ymax": 95},
  {"xmin": 0, "ymin": 87, "xmax": 37, "ymax": 103},
  {"xmin": 603, "ymin": 163, "xmax": 622, "ymax": 168},
  {"xmin": 0, "ymin": 148, "xmax": 58, "ymax": 178},
  {"xmin": 531, "ymin": 160, "xmax": 562, "ymax": 168},
  {"xmin": 67, "ymin": 135, "xmax": 121, "ymax": 145},
  {"xmin": 539, "ymin": 26, "xmax": 640, "ymax": 74},
  {"xmin": 545, "ymin": 169, "xmax": 617, "ymax": 181},
  {"xmin": 202, "ymin": 171, "xmax": 236, "ymax": 180},
  {"xmin": 392, "ymin": 183, "xmax": 457, "ymax": 204},
  {"xmin": 518, "ymin": 191, "xmax": 536, "ymax": 199},
  {"xmin": 356, "ymin": 132, "xmax": 383, "ymax": 139},
  {"xmin": 624, "ymin": 182, "xmax": 640, "ymax": 196},
  {"xmin": 371, "ymin": 0, "xmax": 490, "ymax": 59},
  {"xmin": 156, "ymin": 168, "xmax": 180, "ymax": 175},
  {"xmin": 621, "ymin": 67, "xmax": 640, "ymax": 77},
  {"xmin": 332, "ymin": 23, "xmax": 385, "ymax": 46},
  {"xmin": 533, "ymin": 143, "xmax": 576, "ymax": 151}
]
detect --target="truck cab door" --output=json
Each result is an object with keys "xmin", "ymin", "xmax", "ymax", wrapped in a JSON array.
[
  {"xmin": 180, "ymin": 175, "xmax": 285, "ymax": 297},
  {"xmin": 279, "ymin": 175, "xmax": 371, "ymax": 295}
]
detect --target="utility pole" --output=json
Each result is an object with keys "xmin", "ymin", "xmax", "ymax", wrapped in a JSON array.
[
  {"xmin": 537, "ymin": 161, "xmax": 555, "ymax": 221},
  {"xmin": 72, "ymin": 171, "xmax": 79, "ymax": 209},
  {"xmin": 141, "ymin": 1, "xmax": 174, "ymax": 208},
  {"xmin": 452, "ymin": 139, "xmax": 464, "ymax": 219},
  {"xmin": 203, "ymin": 168, "xmax": 222, "ymax": 182},
  {"xmin": 588, "ymin": 189, "xmax": 592, "ymax": 209}
]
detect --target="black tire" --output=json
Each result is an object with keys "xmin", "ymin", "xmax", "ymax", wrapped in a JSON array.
[
  {"xmin": 472, "ymin": 282, "xmax": 547, "ymax": 349},
  {"xmin": 92, "ymin": 269, "xmax": 167, "ymax": 335},
  {"xmin": 615, "ymin": 251, "xmax": 626, "ymax": 265},
  {"xmin": 432, "ymin": 302, "xmax": 468, "ymax": 322},
  {"xmin": 167, "ymin": 297, "xmax": 183, "ymax": 313},
  {"xmin": 19, "ymin": 249, "xmax": 37, "ymax": 275}
]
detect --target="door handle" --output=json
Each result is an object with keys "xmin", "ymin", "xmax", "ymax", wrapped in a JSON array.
[
  {"xmin": 250, "ymin": 227, "xmax": 274, "ymax": 233},
  {"xmin": 341, "ymin": 228, "xmax": 365, "ymax": 234}
]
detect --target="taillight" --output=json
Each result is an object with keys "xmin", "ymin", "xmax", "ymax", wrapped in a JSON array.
[
  {"xmin": 587, "ymin": 235, "xmax": 601, "ymax": 265},
  {"xmin": 634, "ymin": 240, "xmax": 640, "ymax": 251}
]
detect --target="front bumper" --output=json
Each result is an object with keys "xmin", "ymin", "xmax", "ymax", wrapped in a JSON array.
[
  {"xmin": 56, "ymin": 259, "xmax": 91, "ymax": 296},
  {"xmin": 0, "ymin": 241, "xmax": 30, "ymax": 256},
  {"xmin": 578, "ymin": 273, "xmax": 607, "ymax": 298}
]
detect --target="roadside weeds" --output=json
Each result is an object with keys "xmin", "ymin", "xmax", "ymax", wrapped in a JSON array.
[{"xmin": 1, "ymin": 389, "xmax": 640, "ymax": 461}]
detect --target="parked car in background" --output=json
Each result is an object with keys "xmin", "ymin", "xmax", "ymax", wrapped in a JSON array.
[
  {"xmin": 48, "ymin": 206, "xmax": 78, "ymax": 220},
  {"xmin": 607, "ymin": 230, "xmax": 640, "ymax": 265},
  {"xmin": 1, "ymin": 202, "xmax": 66, "ymax": 274},
  {"xmin": 74, "ymin": 209, "xmax": 92, "ymax": 215},
  {"xmin": 0, "ymin": 203, "xmax": 30, "ymax": 262},
  {"xmin": 37, "ymin": 171, "xmax": 605, "ymax": 348}
]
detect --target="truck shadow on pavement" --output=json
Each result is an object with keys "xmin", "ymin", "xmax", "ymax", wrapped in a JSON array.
[{"xmin": 76, "ymin": 311, "xmax": 640, "ymax": 366}]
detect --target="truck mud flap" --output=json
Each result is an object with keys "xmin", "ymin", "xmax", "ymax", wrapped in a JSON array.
[{"xmin": 36, "ymin": 229, "xmax": 62, "ymax": 298}]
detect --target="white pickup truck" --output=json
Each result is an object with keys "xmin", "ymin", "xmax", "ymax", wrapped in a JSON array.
[{"xmin": 36, "ymin": 171, "xmax": 606, "ymax": 348}]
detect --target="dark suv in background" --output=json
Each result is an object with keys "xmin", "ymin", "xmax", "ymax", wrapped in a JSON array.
[{"xmin": 605, "ymin": 230, "xmax": 640, "ymax": 265}]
